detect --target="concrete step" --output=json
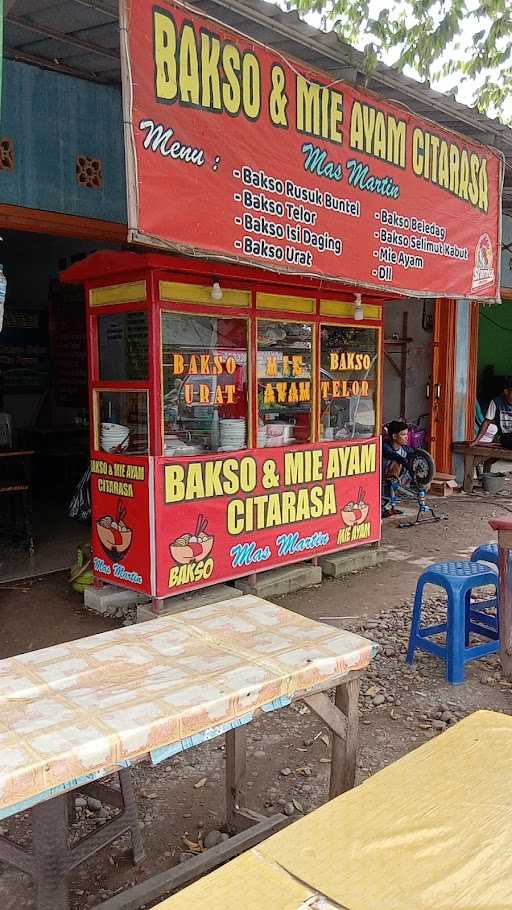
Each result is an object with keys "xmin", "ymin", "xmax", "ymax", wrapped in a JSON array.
[
  {"xmin": 319, "ymin": 546, "xmax": 385, "ymax": 578},
  {"xmin": 234, "ymin": 563, "xmax": 322, "ymax": 597},
  {"xmin": 136, "ymin": 583, "xmax": 241, "ymax": 622}
]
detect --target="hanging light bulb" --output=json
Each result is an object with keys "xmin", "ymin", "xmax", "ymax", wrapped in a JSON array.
[
  {"xmin": 210, "ymin": 281, "xmax": 223, "ymax": 301},
  {"xmin": 353, "ymin": 293, "xmax": 364, "ymax": 321}
]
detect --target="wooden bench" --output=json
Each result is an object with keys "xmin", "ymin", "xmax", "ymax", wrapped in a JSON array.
[{"xmin": 453, "ymin": 441, "xmax": 512, "ymax": 493}]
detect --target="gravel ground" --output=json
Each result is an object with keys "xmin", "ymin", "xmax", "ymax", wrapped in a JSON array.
[{"xmin": 1, "ymin": 588, "xmax": 510, "ymax": 909}]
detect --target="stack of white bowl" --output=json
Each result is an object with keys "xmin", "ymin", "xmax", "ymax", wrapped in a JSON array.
[
  {"xmin": 220, "ymin": 418, "xmax": 246, "ymax": 451},
  {"xmin": 101, "ymin": 422, "xmax": 129, "ymax": 453},
  {"xmin": 257, "ymin": 425, "xmax": 267, "ymax": 447}
]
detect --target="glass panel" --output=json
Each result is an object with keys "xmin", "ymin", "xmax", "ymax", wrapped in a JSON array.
[
  {"xmin": 320, "ymin": 325, "xmax": 378, "ymax": 440},
  {"xmin": 97, "ymin": 391, "xmax": 148, "ymax": 454},
  {"xmin": 162, "ymin": 313, "xmax": 248, "ymax": 455},
  {"xmin": 98, "ymin": 312, "xmax": 148, "ymax": 380},
  {"xmin": 257, "ymin": 320, "xmax": 312, "ymax": 446}
]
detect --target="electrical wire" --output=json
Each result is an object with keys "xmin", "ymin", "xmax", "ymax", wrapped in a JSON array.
[{"xmin": 480, "ymin": 311, "xmax": 512, "ymax": 333}]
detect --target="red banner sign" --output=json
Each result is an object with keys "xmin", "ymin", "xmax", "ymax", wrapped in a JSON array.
[
  {"xmin": 123, "ymin": 0, "xmax": 502, "ymax": 301},
  {"xmin": 154, "ymin": 440, "xmax": 381, "ymax": 597}
]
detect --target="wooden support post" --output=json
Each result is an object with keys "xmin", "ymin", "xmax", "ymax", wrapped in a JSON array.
[
  {"xmin": 400, "ymin": 311, "xmax": 408, "ymax": 418},
  {"xmin": 329, "ymin": 677, "xmax": 360, "ymax": 798},
  {"xmin": 225, "ymin": 726, "xmax": 247, "ymax": 832},
  {"xmin": 463, "ymin": 455, "xmax": 475, "ymax": 494},
  {"xmin": 498, "ymin": 537, "xmax": 512, "ymax": 679},
  {"xmin": 489, "ymin": 520, "xmax": 512, "ymax": 680}
]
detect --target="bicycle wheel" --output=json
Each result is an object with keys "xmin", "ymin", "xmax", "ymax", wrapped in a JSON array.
[{"xmin": 407, "ymin": 449, "xmax": 435, "ymax": 490}]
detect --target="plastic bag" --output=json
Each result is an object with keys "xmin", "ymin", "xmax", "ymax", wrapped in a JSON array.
[{"xmin": 68, "ymin": 467, "xmax": 91, "ymax": 522}]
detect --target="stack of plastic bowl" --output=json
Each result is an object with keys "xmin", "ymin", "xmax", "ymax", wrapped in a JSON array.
[
  {"xmin": 219, "ymin": 418, "xmax": 246, "ymax": 451},
  {"xmin": 100, "ymin": 422, "xmax": 130, "ymax": 453}
]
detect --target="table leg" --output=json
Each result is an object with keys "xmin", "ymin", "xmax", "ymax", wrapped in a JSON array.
[
  {"xmin": 498, "ymin": 543, "xmax": 512, "ymax": 679},
  {"xmin": 463, "ymin": 455, "xmax": 474, "ymax": 493},
  {"xmin": 329, "ymin": 677, "xmax": 360, "ymax": 798},
  {"xmin": 119, "ymin": 768, "xmax": 146, "ymax": 864},
  {"xmin": 225, "ymin": 726, "xmax": 247, "ymax": 833},
  {"xmin": 32, "ymin": 794, "xmax": 70, "ymax": 910},
  {"xmin": 21, "ymin": 489, "xmax": 34, "ymax": 557}
]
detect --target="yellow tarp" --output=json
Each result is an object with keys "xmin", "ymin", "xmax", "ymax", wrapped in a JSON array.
[
  {"xmin": 158, "ymin": 711, "xmax": 512, "ymax": 910},
  {"xmin": 156, "ymin": 851, "xmax": 315, "ymax": 910}
]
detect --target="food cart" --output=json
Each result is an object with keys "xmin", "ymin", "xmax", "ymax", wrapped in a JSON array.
[{"xmin": 63, "ymin": 250, "xmax": 386, "ymax": 605}]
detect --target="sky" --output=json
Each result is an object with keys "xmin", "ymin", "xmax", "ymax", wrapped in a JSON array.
[{"xmin": 274, "ymin": 1, "xmax": 512, "ymax": 123}]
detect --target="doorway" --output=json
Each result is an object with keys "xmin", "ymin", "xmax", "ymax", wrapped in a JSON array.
[
  {"xmin": 428, "ymin": 299, "xmax": 456, "ymax": 474},
  {"xmin": 0, "ymin": 228, "xmax": 117, "ymax": 582}
]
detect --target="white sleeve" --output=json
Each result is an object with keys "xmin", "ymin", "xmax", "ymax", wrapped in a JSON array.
[{"xmin": 485, "ymin": 400, "xmax": 497, "ymax": 422}]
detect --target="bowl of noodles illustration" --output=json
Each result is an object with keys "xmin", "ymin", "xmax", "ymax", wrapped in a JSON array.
[
  {"xmin": 341, "ymin": 488, "xmax": 369, "ymax": 527},
  {"xmin": 169, "ymin": 515, "xmax": 214, "ymax": 565},
  {"xmin": 97, "ymin": 501, "xmax": 132, "ymax": 559}
]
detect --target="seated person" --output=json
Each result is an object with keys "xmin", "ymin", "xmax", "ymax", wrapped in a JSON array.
[
  {"xmin": 382, "ymin": 420, "xmax": 412, "ymax": 517},
  {"xmin": 472, "ymin": 380, "xmax": 512, "ymax": 448}
]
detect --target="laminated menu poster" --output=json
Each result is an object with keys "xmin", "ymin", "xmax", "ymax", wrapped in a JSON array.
[
  {"xmin": 49, "ymin": 284, "xmax": 88, "ymax": 408},
  {"xmin": 90, "ymin": 454, "xmax": 152, "ymax": 593},
  {"xmin": 0, "ymin": 309, "xmax": 49, "ymax": 394},
  {"xmin": 122, "ymin": 0, "xmax": 502, "ymax": 300},
  {"xmin": 155, "ymin": 439, "xmax": 381, "ymax": 597}
]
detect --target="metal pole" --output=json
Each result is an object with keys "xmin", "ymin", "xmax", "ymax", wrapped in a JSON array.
[{"xmin": 490, "ymin": 520, "xmax": 512, "ymax": 679}]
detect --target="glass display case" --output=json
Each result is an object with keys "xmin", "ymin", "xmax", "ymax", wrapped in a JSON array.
[
  {"xmin": 66, "ymin": 252, "xmax": 384, "ymax": 604},
  {"xmin": 257, "ymin": 319, "xmax": 312, "ymax": 446},
  {"xmin": 162, "ymin": 312, "xmax": 249, "ymax": 455}
]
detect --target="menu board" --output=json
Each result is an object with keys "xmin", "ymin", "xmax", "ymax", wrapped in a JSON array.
[
  {"xmin": 49, "ymin": 282, "xmax": 88, "ymax": 407},
  {"xmin": 98, "ymin": 311, "xmax": 149, "ymax": 382},
  {"xmin": 0, "ymin": 309, "xmax": 50, "ymax": 395}
]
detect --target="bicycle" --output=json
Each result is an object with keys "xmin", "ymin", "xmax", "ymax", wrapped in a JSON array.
[{"xmin": 382, "ymin": 446, "xmax": 446, "ymax": 528}]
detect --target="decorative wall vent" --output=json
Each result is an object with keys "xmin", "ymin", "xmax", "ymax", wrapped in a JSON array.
[
  {"xmin": 76, "ymin": 155, "xmax": 103, "ymax": 188},
  {"xmin": 0, "ymin": 139, "xmax": 14, "ymax": 171}
]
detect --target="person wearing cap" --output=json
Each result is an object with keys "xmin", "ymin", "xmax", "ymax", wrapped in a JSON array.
[
  {"xmin": 472, "ymin": 381, "xmax": 512, "ymax": 449},
  {"xmin": 382, "ymin": 420, "xmax": 413, "ymax": 517}
]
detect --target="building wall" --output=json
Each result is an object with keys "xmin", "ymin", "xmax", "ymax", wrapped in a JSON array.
[
  {"xmin": 383, "ymin": 298, "xmax": 433, "ymax": 426},
  {"xmin": 501, "ymin": 214, "xmax": 512, "ymax": 289},
  {"xmin": 0, "ymin": 60, "xmax": 126, "ymax": 223},
  {"xmin": 477, "ymin": 214, "xmax": 512, "ymax": 395},
  {"xmin": 454, "ymin": 301, "xmax": 470, "ymax": 442}
]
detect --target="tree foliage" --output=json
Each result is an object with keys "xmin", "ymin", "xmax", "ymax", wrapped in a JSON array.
[{"xmin": 286, "ymin": 1, "xmax": 512, "ymax": 121}]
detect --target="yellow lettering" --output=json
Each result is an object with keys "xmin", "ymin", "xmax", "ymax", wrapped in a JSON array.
[
  {"xmin": 179, "ymin": 24, "xmax": 200, "ymax": 104},
  {"xmin": 292, "ymin": 355, "xmax": 303, "ymax": 377},
  {"xmin": 459, "ymin": 150, "xmax": 469, "ymax": 200},
  {"xmin": 360, "ymin": 443, "xmax": 376, "ymax": 473},
  {"xmin": 412, "ymin": 128, "xmax": 424, "ymax": 176},
  {"xmin": 165, "ymin": 465, "xmax": 185, "ymax": 503},
  {"xmin": 227, "ymin": 499, "xmax": 244, "ymax": 534},
  {"xmin": 200, "ymin": 32, "xmax": 222, "ymax": 110},
  {"xmin": 222, "ymin": 44, "xmax": 241, "ymax": 115},
  {"xmin": 242, "ymin": 53, "xmax": 261, "ymax": 119},
  {"xmin": 154, "ymin": 11, "xmax": 177, "ymax": 101},
  {"xmin": 266, "ymin": 356, "xmax": 278, "ymax": 377},
  {"xmin": 264, "ymin": 383, "xmax": 275, "ymax": 405},
  {"xmin": 479, "ymin": 159, "xmax": 489, "ymax": 213},
  {"xmin": 173, "ymin": 353, "xmax": 185, "ymax": 374}
]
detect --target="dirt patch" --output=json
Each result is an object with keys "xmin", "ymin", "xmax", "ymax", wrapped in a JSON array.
[{"xmin": 1, "ymin": 487, "xmax": 511, "ymax": 907}]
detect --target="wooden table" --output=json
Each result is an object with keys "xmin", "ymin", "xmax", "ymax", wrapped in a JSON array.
[
  {"xmin": 453, "ymin": 440, "xmax": 512, "ymax": 492},
  {"xmin": 0, "ymin": 448, "xmax": 34, "ymax": 555},
  {"xmin": 0, "ymin": 595, "xmax": 375, "ymax": 910},
  {"xmin": 155, "ymin": 710, "xmax": 512, "ymax": 910}
]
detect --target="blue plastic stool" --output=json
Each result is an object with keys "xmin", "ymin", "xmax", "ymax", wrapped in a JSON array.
[
  {"xmin": 470, "ymin": 543, "xmax": 498, "ymax": 566},
  {"xmin": 470, "ymin": 544, "xmax": 510, "ymax": 634},
  {"xmin": 406, "ymin": 561, "xmax": 500, "ymax": 684}
]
